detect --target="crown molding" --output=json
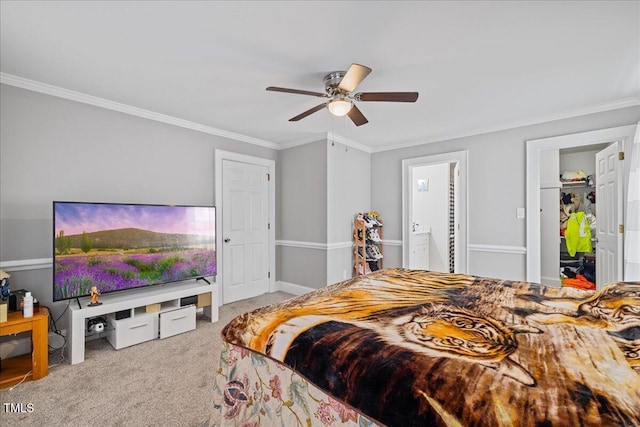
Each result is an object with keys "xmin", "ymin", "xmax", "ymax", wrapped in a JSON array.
[
  {"xmin": 4, "ymin": 73, "xmax": 637, "ymax": 154},
  {"xmin": 372, "ymin": 96, "xmax": 640, "ymax": 153},
  {"xmin": 0, "ymin": 73, "xmax": 279, "ymax": 150},
  {"xmin": 276, "ymin": 132, "xmax": 372, "ymax": 153},
  {"xmin": 276, "ymin": 134, "xmax": 328, "ymax": 150},
  {"xmin": 327, "ymin": 132, "xmax": 373, "ymax": 153}
]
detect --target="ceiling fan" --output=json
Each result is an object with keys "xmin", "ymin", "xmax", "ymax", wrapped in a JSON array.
[{"xmin": 266, "ymin": 63, "xmax": 419, "ymax": 126}]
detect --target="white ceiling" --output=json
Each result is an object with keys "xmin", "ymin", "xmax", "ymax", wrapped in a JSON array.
[{"xmin": 1, "ymin": 1, "xmax": 639, "ymax": 151}]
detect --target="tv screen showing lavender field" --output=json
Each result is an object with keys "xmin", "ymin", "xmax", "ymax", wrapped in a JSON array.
[{"xmin": 53, "ymin": 202, "xmax": 216, "ymax": 301}]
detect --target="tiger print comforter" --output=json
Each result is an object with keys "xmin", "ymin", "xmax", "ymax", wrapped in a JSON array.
[{"xmin": 220, "ymin": 268, "xmax": 640, "ymax": 426}]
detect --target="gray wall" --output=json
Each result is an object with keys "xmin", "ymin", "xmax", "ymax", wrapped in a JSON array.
[
  {"xmin": 327, "ymin": 141, "xmax": 371, "ymax": 244},
  {"xmin": 2, "ymin": 81, "xmax": 639, "ymax": 326},
  {"xmin": 276, "ymin": 140, "xmax": 328, "ymax": 287},
  {"xmin": 327, "ymin": 141, "xmax": 370, "ymax": 283},
  {"xmin": 277, "ymin": 139, "xmax": 370, "ymax": 288},
  {"xmin": 277, "ymin": 141, "xmax": 327, "ymax": 243},
  {"xmin": 372, "ymin": 105, "xmax": 640, "ymax": 280},
  {"xmin": 0, "ymin": 84, "xmax": 277, "ymax": 329}
]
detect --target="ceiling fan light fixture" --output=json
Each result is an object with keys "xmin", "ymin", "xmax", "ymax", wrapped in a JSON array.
[{"xmin": 327, "ymin": 97, "xmax": 353, "ymax": 117}]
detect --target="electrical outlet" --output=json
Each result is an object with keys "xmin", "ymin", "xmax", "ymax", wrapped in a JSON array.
[{"xmin": 517, "ymin": 208, "xmax": 525, "ymax": 219}]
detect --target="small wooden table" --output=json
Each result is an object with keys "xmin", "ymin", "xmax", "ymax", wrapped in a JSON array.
[{"xmin": 0, "ymin": 310, "xmax": 48, "ymax": 389}]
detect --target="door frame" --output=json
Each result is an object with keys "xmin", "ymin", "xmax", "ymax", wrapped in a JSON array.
[
  {"xmin": 525, "ymin": 125, "xmax": 635, "ymax": 283},
  {"xmin": 402, "ymin": 150, "xmax": 468, "ymax": 273},
  {"xmin": 215, "ymin": 149, "xmax": 276, "ymax": 305}
]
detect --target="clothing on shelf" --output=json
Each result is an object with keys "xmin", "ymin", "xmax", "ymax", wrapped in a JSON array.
[
  {"xmin": 560, "ymin": 170, "xmax": 587, "ymax": 182},
  {"xmin": 562, "ymin": 274, "xmax": 596, "ymax": 290},
  {"xmin": 560, "ymin": 192, "xmax": 585, "ymax": 229},
  {"xmin": 560, "ymin": 256, "xmax": 595, "ymax": 290}
]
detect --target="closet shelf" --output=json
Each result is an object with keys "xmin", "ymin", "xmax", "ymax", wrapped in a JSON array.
[{"xmin": 561, "ymin": 180, "xmax": 593, "ymax": 188}]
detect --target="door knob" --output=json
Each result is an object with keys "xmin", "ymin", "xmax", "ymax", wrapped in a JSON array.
[{"xmin": 224, "ymin": 238, "xmax": 231, "ymax": 243}]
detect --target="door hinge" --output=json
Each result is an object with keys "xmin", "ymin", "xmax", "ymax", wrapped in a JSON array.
[
  {"xmin": 268, "ymin": 223, "xmax": 271, "ymax": 230},
  {"xmin": 268, "ymin": 271, "xmax": 271, "ymax": 279},
  {"xmin": 619, "ymin": 152, "xmax": 625, "ymax": 161},
  {"xmin": 619, "ymin": 224, "xmax": 624, "ymax": 233},
  {"xmin": 267, "ymin": 173, "xmax": 271, "ymax": 181}
]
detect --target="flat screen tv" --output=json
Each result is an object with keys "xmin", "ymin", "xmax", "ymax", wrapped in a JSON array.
[{"xmin": 53, "ymin": 201, "xmax": 216, "ymax": 302}]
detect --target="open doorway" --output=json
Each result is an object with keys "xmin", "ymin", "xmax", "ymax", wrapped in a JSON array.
[
  {"xmin": 540, "ymin": 144, "xmax": 606, "ymax": 288},
  {"xmin": 525, "ymin": 125, "xmax": 635, "ymax": 287},
  {"xmin": 402, "ymin": 151, "xmax": 468, "ymax": 273}
]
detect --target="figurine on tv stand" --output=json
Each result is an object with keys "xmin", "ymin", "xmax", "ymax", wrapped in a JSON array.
[
  {"xmin": 0, "ymin": 269, "xmax": 10, "ymax": 301},
  {"xmin": 89, "ymin": 286, "xmax": 102, "ymax": 306}
]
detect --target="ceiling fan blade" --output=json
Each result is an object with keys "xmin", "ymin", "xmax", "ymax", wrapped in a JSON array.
[
  {"xmin": 355, "ymin": 92, "xmax": 419, "ymax": 102},
  {"xmin": 266, "ymin": 86, "xmax": 327, "ymax": 97},
  {"xmin": 289, "ymin": 103, "xmax": 327, "ymax": 122},
  {"xmin": 338, "ymin": 63, "xmax": 372, "ymax": 93},
  {"xmin": 347, "ymin": 104, "xmax": 368, "ymax": 126}
]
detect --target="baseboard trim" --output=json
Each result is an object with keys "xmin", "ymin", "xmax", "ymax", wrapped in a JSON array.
[
  {"xmin": 541, "ymin": 276, "xmax": 562, "ymax": 287},
  {"xmin": 274, "ymin": 281, "xmax": 316, "ymax": 296}
]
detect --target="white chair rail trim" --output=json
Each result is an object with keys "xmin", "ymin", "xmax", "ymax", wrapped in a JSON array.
[
  {"xmin": 0, "ymin": 258, "xmax": 53, "ymax": 272},
  {"xmin": 276, "ymin": 240, "xmax": 401, "ymax": 249},
  {"xmin": 468, "ymin": 244, "xmax": 526, "ymax": 255},
  {"xmin": 1, "ymin": 242, "xmax": 523, "ymax": 272}
]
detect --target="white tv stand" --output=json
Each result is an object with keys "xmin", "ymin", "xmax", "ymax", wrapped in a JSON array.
[{"xmin": 67, "ymin": 280, "xmax": 218, "ymax": 364}]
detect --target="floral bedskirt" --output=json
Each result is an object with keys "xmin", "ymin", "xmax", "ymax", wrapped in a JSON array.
[{"xmin": 208, "ymin": 342, "xmax": 381, "ymax": 427}]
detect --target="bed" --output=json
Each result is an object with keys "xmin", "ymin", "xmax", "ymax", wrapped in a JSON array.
[{"xmin": 209, "ymin": 268, "xmax": 640, "ymax": 426}]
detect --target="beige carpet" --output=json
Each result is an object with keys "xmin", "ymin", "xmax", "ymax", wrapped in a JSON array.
[{"xmin": 0, "ymin": 291, "xmax": 294, "ymax": 427}]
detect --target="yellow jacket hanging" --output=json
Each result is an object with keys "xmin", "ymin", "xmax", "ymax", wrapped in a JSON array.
[{"xmin": 565, "ymin": 211, "xmax": 592, "ymax": 257}]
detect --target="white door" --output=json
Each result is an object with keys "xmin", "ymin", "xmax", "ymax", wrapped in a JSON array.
[
  {"xmin": 595, "ymin": 142, "xmax": 623, "ymax": 287},
  {"xmin": 222, "ymin": 160, "xmax": 270, "ymax": 303}
]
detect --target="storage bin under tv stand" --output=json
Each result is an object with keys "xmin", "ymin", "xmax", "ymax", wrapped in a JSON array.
[{"xmin": 66, "ymin": 280, "xmax": 218, "ymax": 364}]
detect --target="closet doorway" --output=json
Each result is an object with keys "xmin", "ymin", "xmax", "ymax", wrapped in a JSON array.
[
  {"xmin": 541, "ymin": 144, "xmax": 607, "ymax": 288},
  {"xmin": 525, "ymin": 125, "xmax": 636, "ymax": 288},
  {"xmin": 402, "ymin": 151, "xmax": 468, "ymax": 273}
]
